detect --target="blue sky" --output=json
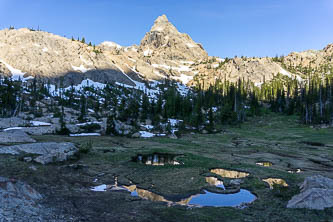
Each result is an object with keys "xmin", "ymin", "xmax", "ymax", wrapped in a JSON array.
[{"xmin": 0, "ymin": 0, "xmax": 332, "ymax": 58}]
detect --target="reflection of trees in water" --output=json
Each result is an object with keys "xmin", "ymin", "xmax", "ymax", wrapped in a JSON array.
[
  {"xmin": 211, "ymin": 168, "xmax": 249, "ymax": 178},
  {"xmin": 119, "ymin": 180, "xmax": 255, "ymax": 207},
  {"xmin": 256, "ymin": 162, "xmax": 273, "ymax": 167},
  {"xmin": 97, "ymin": 174, "xmax": 255, "ymax": 207},
  {"xmin": 206, "ymin": 177, "xmax": 225, "ymax": 189},
  {"xmin": 262, "ymin": 178, "xmax": 288, "ymax": 189},
  {"xmin": 123, "ymin": 185, "xmax": 172, "ymax": 203},
  {"xmin": 133, "ymin": 153, "xmax": 180, "ymax": 166}
]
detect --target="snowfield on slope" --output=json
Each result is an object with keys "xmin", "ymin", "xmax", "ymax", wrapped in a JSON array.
[{"xmin": 0, "ymin": 58, "xmax": 34, "ymax": 81}]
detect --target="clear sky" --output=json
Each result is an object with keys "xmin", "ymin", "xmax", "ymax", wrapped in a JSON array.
[{"xmin": 0, "ymin": 0, "xmax": 332, "ymax": 58}]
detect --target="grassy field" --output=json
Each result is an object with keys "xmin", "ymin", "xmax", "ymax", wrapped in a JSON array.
[{"xmin": 1, "ymin": 113, "xmax": 333, "ymax": 221}]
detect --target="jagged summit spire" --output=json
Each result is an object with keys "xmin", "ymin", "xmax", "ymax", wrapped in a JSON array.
[
  {"xmin": 150, "ymin": 14, "xmax": 177, "ymax": 33},
  {"xmin": 155, "ymin": 14, "xmax": 169, "ymax": 23},
  {"xmin": 140, "ymin": 14, "xmax": 208, "ymax": 61}
]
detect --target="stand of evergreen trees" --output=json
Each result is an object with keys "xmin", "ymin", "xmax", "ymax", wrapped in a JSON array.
[
  {"xmin": 1, "ymin": 68, "xmax": 333, "ymax": 131},
  {"xmin": 259, "ymin": 71, "xmax": 333, "ymax": 125}
]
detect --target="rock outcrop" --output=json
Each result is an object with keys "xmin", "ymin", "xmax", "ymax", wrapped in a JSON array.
[
  {"xmin": 287, "ymin": 175, "xmax": 333, "ymax": 210},
  {"xmin": 0, "ymin": 142, "xmax": 78, "ymax": 164},
  {"xmin": 113, "ymin": 120, "xmax": 134, "ymax": 136},
  {"xmin": 0, "ymin": 177, "xmax": 43, "ymax": 221},
  {"xmin": 139, "ymin": 15, "xmax": 208, "ymax": 61},
  {"xmin": 0, "ymin": 130, "xmax": 36, "ymax": 143},
  {"xmin": 284, "ymin": 44, "xmax": 333, "ymax": 70},
  {"xmin": 0, "ymin": 117, "xmax": 27, "ymax": 129},
  {"xmin": 0, "ymin": 28, "xmax": 135, "ymax": 86}
]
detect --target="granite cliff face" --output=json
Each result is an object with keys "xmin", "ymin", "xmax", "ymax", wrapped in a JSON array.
[
  {"xmin": 0, "ymin": 28, "xmax": 135, "ymax": 85},
  {"xmin": 283, "ymin": 44, "xmax": 333, "ymax": 71},
  {"xmin": 0, "ymin": 15, "xmax": 332, "ymax": 88}
]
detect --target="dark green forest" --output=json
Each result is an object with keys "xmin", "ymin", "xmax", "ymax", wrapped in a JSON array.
[{"xmin": 1, "ymin": 68, "xmax": 333, "ymax": 135}]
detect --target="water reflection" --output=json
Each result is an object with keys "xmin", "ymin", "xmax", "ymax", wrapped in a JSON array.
[
  {"xmin": 206, "ymin": 177, "xmax": 225, "ymax": 190},
  {"xmin": 132, "ymin": 153, "xmax": 181, "ymax": 166},
  {"xmin": 187, "ymin": 189, "xmax": 256, "ymax": 207},
  {"xmin": 262, "ymin": 178, "xmax": 288, "ymax": 189},
  {"xmin": 90, "ymin": 177, "xmax": 256, "ymax": 207},
  {"xmin": 124, "ymin": 185, "xmax": 171, "ymax": 202},
  {"xmin": 288, "ymin": 169, "xmax": 302, "ymax": 174},
  {"xmin": 210, "ymin": 168, "xmax": 249, "ymax": 178},
  {"xmin": 256, "ymin": 162, "xmax": 273, "ymax": 167},
  {"xmin": 124, "ymin": 184, "xmax": 255, "ymax": 207}
]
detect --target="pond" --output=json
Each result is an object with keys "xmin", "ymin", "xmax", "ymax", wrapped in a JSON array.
[
  {"xmin": 262, "ymin": 178, "xmax": 288, "ymax": 189},
  {"xmin": 90, "ymin": 176, "xmax": 256, "ymax": 208},
  {"xmin": 256, "ymin": 161, "xmax": 273, "ymax": 167},
  {"xmin": 186, "ymin": 189, "xmax": 256, "ymax": 207},
  {"xmin": 288, "ymin": 168, "xmax": 302, "ymax": 174},
  {"xmin": 132, "ymin": 153, "xmax": 182, "ymax": 166},
  {"xmin": 210, "ymin": 168, "xmax": 249, "ymax": 178},
  {"xmin": 205, "ymin": 177, "xmax": 225, "ymax": 189}
]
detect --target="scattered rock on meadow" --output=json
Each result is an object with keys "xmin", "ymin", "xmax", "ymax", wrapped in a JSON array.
[
  {"xmin": 0, "ymin": 142, "xmax": 78, "ymax": 164},
  {"xmin": 0, "ymin": 130, "xmax": 36, "ymax": 143},
  {"xmin": 287, "ymin": 175, "xmax": 333, "ymax": 210}
]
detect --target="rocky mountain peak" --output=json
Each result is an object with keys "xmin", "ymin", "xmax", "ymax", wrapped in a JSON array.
[
  {"xmin": 149, "ymin": 15, "xmax": 177, "ymax": 34},
  {"xmin": 139, "ymin": 15, "xmax": 208, "ymax": 61},
  {"xmin": 155, "ymin": 14, "xmax": 169, "ymax": 24}
]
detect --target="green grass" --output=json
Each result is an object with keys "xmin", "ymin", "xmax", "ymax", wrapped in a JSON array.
[{"xmin": 3, "ymin": 113, "xmax": 332, "ymax": 221}]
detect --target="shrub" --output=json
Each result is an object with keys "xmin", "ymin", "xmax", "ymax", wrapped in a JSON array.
[
  {"xmin": 79, "ymin": 141, "xmax": 93, "ymax": 154},
  {"xmin": 56, "ymin": 126, "xmax": 71, "ymax": 135},
  {"xmin": 79, "ymin": 123, "xmax": 101, "ymax": 133}
]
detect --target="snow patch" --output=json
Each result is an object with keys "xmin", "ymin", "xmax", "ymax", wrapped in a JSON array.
[
  {"xmin": 101, "ymin": 41, "xmax": 122, "ymax": 50},
  {"xmin": 168, "ymin": 119, "xmax": 183, "ymax": 127},
  {"xmin": 176, "ymin": 83, "xmax": 190, "ymax": 96},
  {"xmin": 139, "ymin": 131, "xmax": 155, "ymax": 138},
  {"xmin": 3, "ymin": 127, "xmax": 23, "ymax": 131},
  {"xmin": 67, "ymin": 79, "xmax": 106, "ymax": 92},
  {"xmin": 115, "ymin": 64, "xmax": 160, "ymax": 99},
  {"xmin": 48, "ymin": 79, "xmax": 106, "ymax": 96},
  {"xmin": 178, "ymin": 65, "xmax": 191, "ymax": 72},
  {"xmin": 72, "ymin": 64, "xmax": 91, "ymax": 73},
  {"xmin": 0, "ymin": 58, "xmax": 33, "ymax": 81},
  {"xmin": 180, "ymin": 61, "xmax": 195, "ymax": 65},
  {"xmin": 69, "ymin": 133, "xmax": 101, "ymax": 137},
  {"xmin": 143, "ymin": 48, "xmax": 153, "ymax": 56},
  {"xmin": 186, "ymin": 43, "xmax": 197, "ymax": 48},
  {"xmin": 173, "ymin": 74, "xmax": 193, "ymax": 84},
  {"xmin": 141, "ymin": 125, "xmax": 154, "ymax": 130},
  {"xmin": 30, "ymin": 121, "xmax": 51, "ymax": 126},
  {"xmin": 279, "ymin": 68, "xmax": 303, "ymax": 81},
  {"xmin": 76, "ymin": 121, "xmax": 102, "ymax": 126}
]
